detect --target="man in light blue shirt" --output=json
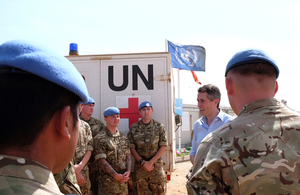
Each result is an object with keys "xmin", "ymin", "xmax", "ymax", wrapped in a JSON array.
[{"xmin": 190, "ymin": 84, "xmax": 234, "ymax": 165}]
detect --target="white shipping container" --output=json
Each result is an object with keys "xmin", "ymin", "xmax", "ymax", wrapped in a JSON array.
[{"xmin": 66, "ymin": 52, "xmax": 177, "ymax": 182}]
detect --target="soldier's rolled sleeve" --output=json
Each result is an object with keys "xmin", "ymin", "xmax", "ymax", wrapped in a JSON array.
[
  {"xmin": 87, "ymin": 142, "xmax": 93, "ymax": 151},
  {"xmin": 95, "ymin": 153, "xmax": 106, "ymax": 160},
  {"xmin": 158, "ymin": 124, "xmax": 167, "ymax": 147},
  {"xmin": 93, "ymin": 137, "xmax": 107, "ymax": 161}
]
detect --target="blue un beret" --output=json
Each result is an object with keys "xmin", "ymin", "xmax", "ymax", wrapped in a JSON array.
[
  {"xmin": 104, "ymin": 107, "xmax": 120, "ymax": 117},
  {"xmin": 225, "ymin": 49, "xmax": 279, "ymax": 78},
  {"xmin": 139, "ymin": 101, "xmax": 152, "ymax": 110},
  {"xmin": 0, "ymin": 40, "xmax": 89, "ymax": 102},
  {"xmin": 84, "ymin": 97, "xmax": 95, "ymax": 105}
]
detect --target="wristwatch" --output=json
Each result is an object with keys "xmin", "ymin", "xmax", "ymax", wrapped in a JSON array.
[{"xmin": 140, "ymin": 159, "xmax": 144, "ymax": 164}]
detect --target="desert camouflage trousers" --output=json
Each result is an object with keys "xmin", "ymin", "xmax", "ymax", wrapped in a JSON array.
[{"xmin": 135, "ymin": 159, "xmax": 166, "ymax": 195}]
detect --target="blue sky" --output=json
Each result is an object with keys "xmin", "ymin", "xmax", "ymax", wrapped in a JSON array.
[{"xmin": 1, "ymin": 0, "xmax": 300, "ymax": 110}]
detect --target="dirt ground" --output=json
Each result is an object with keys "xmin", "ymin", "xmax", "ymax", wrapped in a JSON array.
[{"xmin": 166, "ymin": 160, "xmax": 192, "ymax": 195}]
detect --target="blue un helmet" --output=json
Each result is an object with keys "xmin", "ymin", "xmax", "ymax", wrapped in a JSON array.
[
  {"xmin": 225, "ymin": 49, "xmax": 279, "ymax": 79},
  {"xmin": 138, "ymin": 101, "xmax": 152, "ymax": 110},
  {"xmin": 0, "ymin": 40, "xmax": 89, "ymax": 102},
  {"xmin": 84, "ymin": 97, "xmax": 95, "ymax": 105},
  {"xmin": 103, "ymin": 107, "xmax": 120, "ymax": 117}
]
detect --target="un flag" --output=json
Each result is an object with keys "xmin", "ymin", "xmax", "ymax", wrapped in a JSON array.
[{"xmin": 168, "ymin": 41, "xmax": 205, "ymax": 71}]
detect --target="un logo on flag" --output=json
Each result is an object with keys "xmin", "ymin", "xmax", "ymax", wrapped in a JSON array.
[
  {"xmin": 175, "ymin": 47, "xmax": 198, "ymax": 67},
  {"xmin": 167, "ymin": 40, "xmax": 205, "ymax": 71}
]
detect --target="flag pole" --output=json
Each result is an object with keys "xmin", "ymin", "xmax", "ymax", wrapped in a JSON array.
[
  {"xmin": 167, "ymin": 40, "xmax": 182, "ymax": 151},
  {"xmin": 178, "ymin": 69, "xmax": 181, "ymax": 151},
  {"xmin": 165, "ymin": 39, "xmax": 168, "ymax": 52}
]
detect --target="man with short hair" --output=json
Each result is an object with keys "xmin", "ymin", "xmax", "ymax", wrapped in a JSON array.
[
  {"xmin": 128, "ymin": 101, "xmax": 167, "ymax": 195},
  {"xmin": 190, "ymin": 84, "xmax": 234, "ymax": 165},
  {"xmin": 80, "ymin": 97, "xmax": 104, "ymax": 195},
  {"xmin": 186, "ymin": 49, "xmax": 300, "ymax": 194},
  {"xmin": 80, "ymin": 97, "xmax": 105, "ymax": 137},
  {"xmin": 0, "ymin": 40, "xmax": 89, "ymax": 194},
  {"xmin": 94, "ymin": 107, "xmax": 131, "ymax": 195}
]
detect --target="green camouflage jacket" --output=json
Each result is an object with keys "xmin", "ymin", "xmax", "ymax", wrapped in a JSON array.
[
  {"xmin": 186, "ymin": 98, "xmax": 300, "ymax": 195},
  {"xmin": 94, "ymin": 127, "xmax": 130, "ymax": 174},
  {"xmin": 128, "ymin": 119, "xmax": 167, "ymax": 160},
  {"xmin": 0, "ymin": 155, "xmax": 62, "ymax": 194},
  {"xmin": 73, "ymin": 120, "xmax": 93, "ymax": 164},
  {"xmin": 80, "ymin": 116, "xmax": 104, "ymax": 168},
  {"xmin": 80, "ymin": 116, "xmax": 104, "ymax": 138}
]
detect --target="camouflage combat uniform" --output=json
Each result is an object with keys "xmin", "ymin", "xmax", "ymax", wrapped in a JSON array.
[
  {"xmin": 74, "ymin": 120, "xmax": 93, "ymax": 195},
  {"xmin": 55, "ymin": 160, "xmax": 82, "ymax": 195},
  {"xmin": 186, "ymin": 98, "xmax": 300, "ymax": 195},
  {"xmin": 0, "ymin": 154, "xmax": 63, "ymax": 194},
  {"xmin": 94, "ymin": 126, "xmax": 131, "ymax": 195},
  {"xmin": 128, "ymin": 119, "xmax": 168, "ymax": 195},
  {"xmin": 80, "ymin": 116, "xmax": 105, "ymax": 138},
  {"xmin": 80, "ymin": 115, "xmax": 104, "ymax": 195}
]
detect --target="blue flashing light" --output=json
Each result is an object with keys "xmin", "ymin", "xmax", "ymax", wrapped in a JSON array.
[{"xmin": 70, "ymin": 43, "xmax": 78, "ymax": 51}]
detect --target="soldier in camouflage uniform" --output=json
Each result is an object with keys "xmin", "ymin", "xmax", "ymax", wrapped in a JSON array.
[
  {"xmin": 73, "ymin": 108, "xmax": 94, "ymax": 195},
  {"xmin": 0, "ymin": 40, "xmax": 88, "ymax": 194},
  {"xmin": 55, "ymin": 160, "xmax": 82, "ymax": 195},
  {"xmin": 80, "ymin": 97, "xmax": 105, "ymax": 138},
  {"xmin": 80, "ymin": 97, "xmax": 105, "ymax": 195},
  {"xmin": 128, "ymin": 101, "xmax": 167, "ymax": 195},
  {"xmin": 94, "ymin": 107, "xmax": 131, "ymax": 195},
  {"xmin": 186, "ymin": 49, "xmax": 300, "ymax": 194}
]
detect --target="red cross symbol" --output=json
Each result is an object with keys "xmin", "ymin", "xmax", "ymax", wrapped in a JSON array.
[{"xmin": 119, "ymin": 97, "xmax": 140, "ymax": 128}]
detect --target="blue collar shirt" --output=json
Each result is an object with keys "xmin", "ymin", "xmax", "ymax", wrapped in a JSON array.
[{"xmin": 190, "ymin": 110, "xmax": 234, "ymax": 156}]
